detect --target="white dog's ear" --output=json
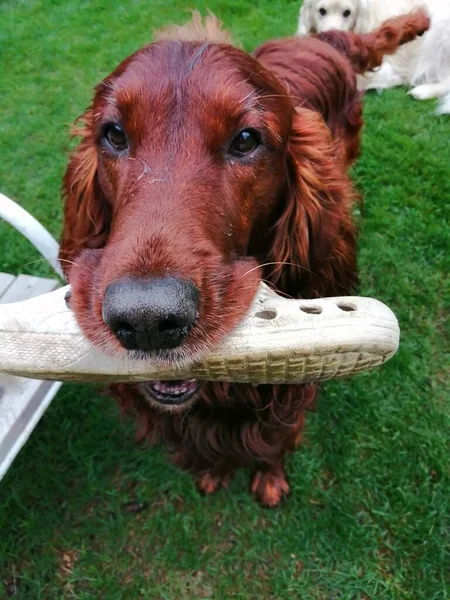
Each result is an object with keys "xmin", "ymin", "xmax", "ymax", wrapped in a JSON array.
[
  {"xmin": 297, "ymin": 0, "xmax": 314, "ymax": 35},
  {"xmin": 354, "ymin": 0, "xmax": 372, "ymax": 31}
]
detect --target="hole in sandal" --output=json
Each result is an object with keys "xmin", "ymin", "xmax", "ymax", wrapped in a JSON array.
[
  {"xmin": 337, "ymin": 303, "xmax": 357, "ymax": 312},
  {"xmin": 255, "ymin": 309, "xmax": 277, "ymax": 320},
  {"xmin": 300, "ymin": 305, "xmax": 322, "ymax": 315}
]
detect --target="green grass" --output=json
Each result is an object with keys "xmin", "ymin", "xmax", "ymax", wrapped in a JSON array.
[{"xmin": 0, "ymin": 0, "xmax": 449, "ymax": 598}]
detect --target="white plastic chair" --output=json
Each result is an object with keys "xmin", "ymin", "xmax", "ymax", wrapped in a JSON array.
[{"xmin": 0, "ymin": 193, "xmax": 63, "ymax": 480}]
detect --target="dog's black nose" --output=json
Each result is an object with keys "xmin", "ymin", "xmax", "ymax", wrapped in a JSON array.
[{"xmin": 102, "ymin": 277, "xmax": 199, "ymax": 351}]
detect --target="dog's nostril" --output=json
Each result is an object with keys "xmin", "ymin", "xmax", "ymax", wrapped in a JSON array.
[
  {"xmin": 116, "ymin": 321, "xmax": 135, "ymax": 335},
  {"xmin": 158, "ymin": 318, "xmax": 180, "ymax": 332},
  {"xmin": 115, "ymin": 321, "xmax": 137, "ymax": 349}
]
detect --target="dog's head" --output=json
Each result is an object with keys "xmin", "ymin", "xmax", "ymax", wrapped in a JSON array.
[
  {"xmin": 298, "ymin": 0, "xmax": 359, "ymax": 34},
  {"xmin": 60, "ymin": 13, "xmax": 356, "ymax": 409}
]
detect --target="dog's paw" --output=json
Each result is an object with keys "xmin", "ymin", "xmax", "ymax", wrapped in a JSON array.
[
  {"xmin": 408, "ymin": 84, "xmax": 440, "ymax": 101},
  {"xmin": 196, "ymin": 471, "xmax": 232, "ymax": 496},
  {"xmin": 251, "ymin": 470, "xmax": 289, "ymax": 508}
]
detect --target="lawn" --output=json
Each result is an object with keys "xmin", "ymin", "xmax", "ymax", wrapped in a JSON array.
[{"xmin": 0, "ymin": 0, "xmax": 449, "ymax": 598}]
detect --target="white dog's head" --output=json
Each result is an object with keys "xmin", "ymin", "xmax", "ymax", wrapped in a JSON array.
[{"xmin": 297, "ymin": 0, "xmax": 360, "ymax": 34}]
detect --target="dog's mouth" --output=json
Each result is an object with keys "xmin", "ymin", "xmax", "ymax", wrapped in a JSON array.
[{"xmin": 141, "ymin": 379, "xmax": 200, "ymax": 405}]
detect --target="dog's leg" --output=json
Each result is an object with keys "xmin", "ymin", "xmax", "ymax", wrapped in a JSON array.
[
  {"xmin": 196, "ymin": 467, "xmax": 235, "ymax": 495},
  {"xmin": 249, "ymin": 384, "xmax": 316, "ymax": 507},
  {"xmin": 251, "ymin": 458, "xmax": 290, "ymax": 508},
  {"xmin": 358, "ymin": 62, "xmax": 406, "ymax": 91},
  {"xmin": 436, "ymin": 91, "xmax": 450, "ymax": 115},
  {"xmin": 408, "ymin": 82, "xmax": 449, "ymax": 101}
]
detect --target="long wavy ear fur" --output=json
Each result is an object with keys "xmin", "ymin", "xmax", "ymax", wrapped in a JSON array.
[
  {"xmin": 59, "ymin": 109, "xmax": 110, "ymax": 276},
  {"xmin": 269, "ymin": 107, "xmax": 358, "ymax": 299}
]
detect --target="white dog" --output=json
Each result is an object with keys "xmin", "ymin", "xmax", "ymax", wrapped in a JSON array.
[{"xmin": 297, "ymin": 0, "xmax": 450, "ymax": 114}]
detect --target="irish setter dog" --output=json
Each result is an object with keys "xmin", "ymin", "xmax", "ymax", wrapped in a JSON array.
[{"xmin": 60, "ymin": 11, "xmax": 428, "ymax": 507}]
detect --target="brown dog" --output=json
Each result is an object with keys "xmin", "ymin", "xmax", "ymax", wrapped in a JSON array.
[{"xmin": 60, "ymin": 11, "xmax": 428, "ymax": 506}]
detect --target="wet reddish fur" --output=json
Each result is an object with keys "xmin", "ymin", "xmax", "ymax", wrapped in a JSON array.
[{"xmin": 59, "ymin": 12, "xmax": 428, "ymax": 506}]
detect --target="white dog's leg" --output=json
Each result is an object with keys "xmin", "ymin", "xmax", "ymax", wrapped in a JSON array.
[
  {"xmin": 436, "ymin": 91, "xmax": 450, "ymax": 115},
  {"xmin": 408, "ymin": 82, "xmax": 449, "ymax": 101},
  {"xmin": 359, "ymin": 62, "xmax": 406, "ymax": 91}
]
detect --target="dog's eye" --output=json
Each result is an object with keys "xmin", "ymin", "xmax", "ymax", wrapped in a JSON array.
[
  {"xmin": 102, "ymin": 123, "xmax": 128, "ymax": 152},
  {"xmin": 343, "ymin": 9, "xmax": 351, "ymax": 17},
  {"xmin": 319, "ymin": 7, "xmax": 327, "ymax": 16},
  {"xmin": 229, "ymin": 129, "xmax": 260, "ymax": 156}
]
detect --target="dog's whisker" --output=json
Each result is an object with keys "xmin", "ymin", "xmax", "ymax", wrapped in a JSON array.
[
  {"xmin": 58, "ymin": 258, "xmax": 80, "ymax": 268},
  {"xmin": 16, "ymin": 257, "xmax": 63, "ymax": 272},
  {"xmin": 36, "ymin": 310, "xmax": 72, "ymax": 327},
  {"xmin": 239, "ymin": 261, "xmax": 312, "ymax": 279}
]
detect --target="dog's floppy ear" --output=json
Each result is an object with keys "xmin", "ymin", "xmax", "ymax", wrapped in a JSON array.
[
  {"xmin": 269, "ymin": 107, "xmax": 358, "ymax": 298},
  {"xmin": 297, "ymin": 0, "xmax": 314, "ymax": 35},
  {"xmin": 354, "ymin": 0, "xmax": 372, "ymax": 31},
  {"xmin": 59, "ymin": 109, "xmax": 111, "ymax": 276}
]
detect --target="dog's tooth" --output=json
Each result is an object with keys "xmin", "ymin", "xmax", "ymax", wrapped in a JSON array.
[{"xmin": 149, "ymin": 379, "xmax": 198, "ymax": 399}]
